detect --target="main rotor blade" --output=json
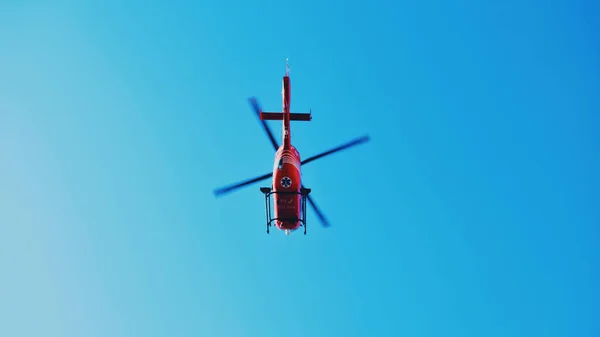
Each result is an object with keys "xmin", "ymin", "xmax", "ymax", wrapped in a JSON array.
[
  {"xmin": 301, "ymin": 135, "xmax": 370, "ymax": 166},
  {"xmin": 305, "ymin": 192, "xmax": 331, "ymax": 227},
  {"xmin": 248, "ymin": 97, "xmax": 279, "ymax": 152},
  {"xmin": 213, "ymin": 172, "xmax": 272, "ymax": 197}
]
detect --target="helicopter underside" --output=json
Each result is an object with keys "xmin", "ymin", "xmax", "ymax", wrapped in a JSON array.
[{"xmin": 260, "ymin": 187, "xmax": 311, "ymax": 235}]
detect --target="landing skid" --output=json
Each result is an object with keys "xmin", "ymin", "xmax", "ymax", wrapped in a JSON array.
[{"xmin": 260, "ymin": 187, "xmax": 311, "ymax": 235}]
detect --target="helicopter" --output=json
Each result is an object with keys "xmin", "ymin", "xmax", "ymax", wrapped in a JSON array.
[{"xmin": 213, "ymin": 59, "xmax": 369, "ymax": 235}]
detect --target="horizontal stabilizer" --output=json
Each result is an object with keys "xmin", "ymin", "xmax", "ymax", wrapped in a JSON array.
[{"xmin": 260, "ymin": 112, "xmax": 312, "ymax": 121}]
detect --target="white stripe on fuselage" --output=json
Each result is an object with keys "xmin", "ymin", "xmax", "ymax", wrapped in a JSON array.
[{"xmin": 273, "ymin": 150, "xmax": 301, "ymax": 174}]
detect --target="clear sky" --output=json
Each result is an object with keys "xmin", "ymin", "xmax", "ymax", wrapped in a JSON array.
[{"xmin": 1, "ymin": 1, "xmax": 598, "ymax": 336}]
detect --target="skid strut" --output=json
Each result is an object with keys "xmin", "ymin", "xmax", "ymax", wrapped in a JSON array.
[{"xmin": 260, "ymin": 187, "xmax": 311, "ymax": 234}]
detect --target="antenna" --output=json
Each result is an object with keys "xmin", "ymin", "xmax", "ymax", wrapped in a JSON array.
[{"xmin": 286, "ymin": 58, "xmax": 290, "ymax": 76}]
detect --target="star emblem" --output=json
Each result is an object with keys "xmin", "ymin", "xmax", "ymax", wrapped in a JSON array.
[{"xmin": 280, "ymin": 176, "xmax": 292, "ymax": 188}]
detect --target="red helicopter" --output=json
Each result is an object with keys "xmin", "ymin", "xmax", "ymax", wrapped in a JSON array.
[{"xmin": 213, "ymin": 59, "xmax": 369, "ymax": 235}]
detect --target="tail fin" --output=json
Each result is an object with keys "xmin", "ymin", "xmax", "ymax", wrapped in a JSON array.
[{"xmin": 260, "ymin": 111, "xmax": 312, "ymax": 121}]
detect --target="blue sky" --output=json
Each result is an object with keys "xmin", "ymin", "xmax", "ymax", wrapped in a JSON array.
[{"xmin": 1, "ymin": 1, "xmax": 598, "ymax": 336}]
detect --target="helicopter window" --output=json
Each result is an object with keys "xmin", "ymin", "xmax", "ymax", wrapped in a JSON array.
[{"xmin": 278, "ymin": 159, "xmax": 283, "ymax": 170}]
